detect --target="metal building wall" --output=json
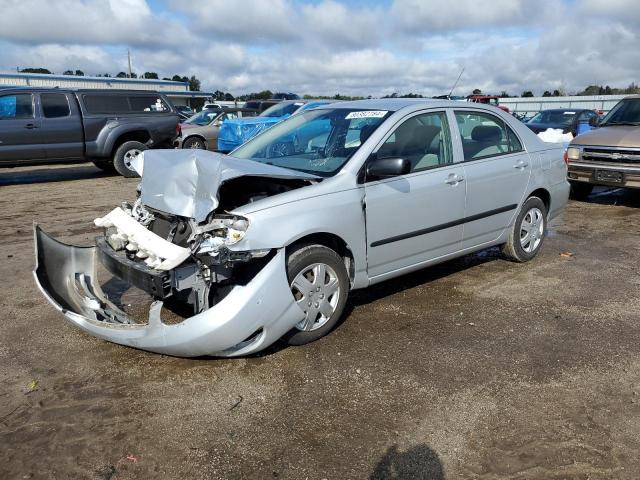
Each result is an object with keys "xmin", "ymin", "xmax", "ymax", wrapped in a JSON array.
[{"xmin": 498, "ymin": 95, "xmax": 628, "ymax": 115}]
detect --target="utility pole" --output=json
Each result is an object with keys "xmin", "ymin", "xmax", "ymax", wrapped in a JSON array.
[{"xmin": 127, "ymin": 49, "xmax": 132, "ymax": 78}]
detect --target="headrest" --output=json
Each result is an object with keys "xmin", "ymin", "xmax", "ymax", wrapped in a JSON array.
[{"xmin": 471, "ymin": 125, "xmax": 502, "ymax": 143}]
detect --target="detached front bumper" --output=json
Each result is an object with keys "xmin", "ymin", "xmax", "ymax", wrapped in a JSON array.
[{"xmin": 33, "ymin": 226, "xmax": 305, "ymax": 357}]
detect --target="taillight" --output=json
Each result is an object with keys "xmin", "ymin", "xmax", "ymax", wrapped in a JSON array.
[
  {"xmin": 563, "ymin": 150, "xmax": 568, "ymax": 165},
  {"xmin": 176, "ymin": 124, "xmax": 182, "ymax": 137}
]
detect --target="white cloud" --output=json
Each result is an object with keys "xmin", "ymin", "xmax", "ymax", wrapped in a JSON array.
[{"xmin": 0, "ymin": 0, "xmax": 638, "ymax": 97}]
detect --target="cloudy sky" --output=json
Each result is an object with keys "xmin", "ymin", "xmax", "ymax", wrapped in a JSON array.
[{"xmin": 0, "ymin": 0, "xmax": 638, "ymax": 97}]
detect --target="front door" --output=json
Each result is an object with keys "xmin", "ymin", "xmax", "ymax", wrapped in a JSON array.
[
  {"xmin": 453, "ymin": 109, "xmax": 532, "ymax": 248},
  {"xmin": 364, "ymin": 110, "xmax": 466, "ymax": 280},
  {"xmin": 0, "ymin": 93, "xmax": 44, "ymax": 163}
]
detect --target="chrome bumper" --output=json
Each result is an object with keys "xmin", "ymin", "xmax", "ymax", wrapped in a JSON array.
[
  {"xmin": 33, "ymin": 226, "xmax": 305, "ymax": 357},
  {"xmin": 568, "ymin": 161, "xmax": 640, "ymax": 189}
]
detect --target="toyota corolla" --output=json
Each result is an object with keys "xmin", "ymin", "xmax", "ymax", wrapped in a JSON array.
[{"xmin": 34, "ymin": 99, "xmax": 569, "ymax": 357}]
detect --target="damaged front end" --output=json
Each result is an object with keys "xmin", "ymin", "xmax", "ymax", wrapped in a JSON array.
[{"xmin": 33, "ymin": 150, "xmax": 317, "ymax": 357}]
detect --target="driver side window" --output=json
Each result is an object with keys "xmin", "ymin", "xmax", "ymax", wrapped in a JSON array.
[{"xmin": 377, "ymin": 111, "xmax": 452, "ymax": 173}]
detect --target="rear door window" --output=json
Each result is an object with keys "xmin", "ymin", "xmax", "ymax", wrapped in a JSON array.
[
  {"xmin": 454, "ymin": 111, "xmax": 523, "ymax": 160},
  {"xmin": 41, "ymin": 93, "xmax": 70, "ymax": 118},
  {"xmin": 0, "ymin": 94, "xmax": 34, "ymax": 119}
]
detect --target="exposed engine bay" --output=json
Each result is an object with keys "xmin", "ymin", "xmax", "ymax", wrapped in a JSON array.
[{"xmin": 92, "ymin": 151, "xmax": 316, "ymax": 316}]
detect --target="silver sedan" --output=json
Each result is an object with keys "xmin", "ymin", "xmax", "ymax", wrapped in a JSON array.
[{"xmin": 34, "ymin": 99, "xmax": 569, "ymax": 357}]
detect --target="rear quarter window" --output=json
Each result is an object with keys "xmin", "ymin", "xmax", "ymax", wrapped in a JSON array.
[
  {"xmin": 129, "ymin": 95, "xmax": 169, "ymax": 113},
  {"xmin": 83, "ymin": 94, "xmax": 130, "ymax": 114}
]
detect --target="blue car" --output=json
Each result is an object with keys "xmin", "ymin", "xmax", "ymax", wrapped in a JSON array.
[{"xmin": 217, "ymin": 100, "xmax": 332, "ymax": 152}]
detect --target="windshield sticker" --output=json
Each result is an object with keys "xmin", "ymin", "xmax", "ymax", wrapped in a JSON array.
[{"xmin": 345, "ymin": 110, "xmax": 388, "ymax": 119}]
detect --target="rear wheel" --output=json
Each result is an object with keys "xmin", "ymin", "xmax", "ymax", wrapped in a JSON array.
[
  {"xmin": 569, "ymin": 181, "xmax": 593, "ymax": 200},
  {"xmin": 113, "ymin": 141, "xmax": 147, "ymax": 177},
  {"xmin": 182, "ymin": 136, "xmax": 207, "ymax": 150},
  {"xmin": 282, "ymin": 244, "xmax": 349, "ymax": 346},
  {"xmin": 502, "ymin": 196, "xmax": 548, "ymax": 263}
]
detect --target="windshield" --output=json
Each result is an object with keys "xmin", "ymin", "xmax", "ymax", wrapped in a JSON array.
[
  {"xmin": 260, "ymin": 102, "xmax": 304, "ymax": 118},
  {"xmin": 231, "ymin": 108, "xmax": 391, "ymax": 176},
  {"xmin": 184, "ymin": 110, "xmax": 219, "ymax": 126},
  {"xmin": 600, "ymin": 98, "xmax": 640, "ymax": 126},
  {"xmin": 528, "ymin": 110, "xmax": 576, "ymax": 127}
]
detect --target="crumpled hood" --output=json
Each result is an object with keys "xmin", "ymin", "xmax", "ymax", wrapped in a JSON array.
[{"xmin": 133, "ymin": 149, "xmax": 318, "ymax": 222}]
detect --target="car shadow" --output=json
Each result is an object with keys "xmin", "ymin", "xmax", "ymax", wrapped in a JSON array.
[
  {"xmin": 0, "ymin": 164, "xmax": 114, "ymax": 186},
  {"xmin": 583, "ymin": 186, "xmax": 640, "ymax": 208},
  {"xmin": 370, "ymin": 444, "xmax": 445, "ymax": 480},
  {"xmin": 247, "ymin": 247, "xmax": 504, "ymax": 359}
]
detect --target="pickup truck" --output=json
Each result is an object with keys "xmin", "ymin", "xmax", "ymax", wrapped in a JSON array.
[
  {"xmin": 0, "ymin": 87, "xmax": 179, "ymax": 177},
  {"xmin": 566, "ymin": 95, "xmax": 640, "ymax": 198}
]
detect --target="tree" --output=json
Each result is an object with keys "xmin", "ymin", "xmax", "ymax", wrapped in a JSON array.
[
  {"xmin": 130, "ymin": 72, "xmax": 138, "ymax": 78},
  {"xmin": 63, "ymin": 70, "xmax": 74, "ymax": 75},
  {"xmin": 213, "ymin": 89, "xmax": 225, "ymax": 100},
  {"xmin": 521, "ymin": 90, "xmax": 534, "ymax": 97},
  {"xmin": 552, "ymin": 89, "xmax": 562, "ymax": 97},
  {"xmin": 20, "ymin": 68, "xmax": 52, "ymax": 74},
  {"xmin": 143, "ymin": 72, "xmax": 158, "ymax": 79},
  {"xmin": 472, "ymin": 88, "xmax": 482, "ymax": 95},
  {"xmin": 499, "ymin": 91, "xmax": 511, "ymax": 98},
  {"xmin": 188, "ymin": 75, "xmax": 201, "ymax": 91},
  {"xmin": 75, "ymin": 70, "xmax": 84, "ymax": 76},
  {"xmin": 224, "ymin": 92, "xmax": 235, "ymax": 101},
  {"xmin": 116, "ymin": 72, "xmax": 128, "ymax": 78}
]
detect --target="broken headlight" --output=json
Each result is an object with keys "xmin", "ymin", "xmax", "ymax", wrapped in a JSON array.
[{"xmin": 195, "ymin": 215, "xmax": 250, "ymax": 254}]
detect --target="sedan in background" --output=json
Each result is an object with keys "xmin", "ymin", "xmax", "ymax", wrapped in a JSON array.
[
  {"xmin": 175, "ymin": 108, "xmax": 258, "ymax": 150},
  {"xmin": 525, "ymin": 108, "xmax": 599, "ymax": 136},
  {"xmin": 217, "ymin": 100, "xmax": 333, "ymax": 152}
]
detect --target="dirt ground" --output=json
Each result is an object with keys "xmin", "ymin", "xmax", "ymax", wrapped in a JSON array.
[{"xmin": 1, "ymin": 163, "xmax": 639, "ymax": 480}]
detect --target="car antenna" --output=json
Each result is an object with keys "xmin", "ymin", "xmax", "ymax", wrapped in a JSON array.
[{"xmin": 448, "ymin": 67, "xmax": 465, "ymax": 99}]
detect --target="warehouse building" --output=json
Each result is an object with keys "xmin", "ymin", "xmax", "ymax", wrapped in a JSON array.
[{"xmin": 0, "ymin": 72, "xmax": 213, "ymax": 107}]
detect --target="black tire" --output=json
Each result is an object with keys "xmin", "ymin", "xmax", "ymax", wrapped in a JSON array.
[
  {"xmin": 91, "ymin": 159, "xmax": 116, "ymax": 173},
  {"xmin": 113, "ymin": 141, "xmax": 147, "ymax": 177},
  {"xmin": 182, "ymin": 136, "xmax": 207, "ymax": 150},
  {"xmin": 569, "ymin": 181, "xmax": 593, "ymax": 200},
  {"xmin": 282, "ymin": 244, "xmax": 349, "ymax": 346},
  {"xmin": 502, "ymin": 196, "xmax": 548, "ymax": 263}
]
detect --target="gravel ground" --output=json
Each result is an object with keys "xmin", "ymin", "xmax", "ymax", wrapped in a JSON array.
[{"xmin": 0, "ymin": 163, "xmax": 639, "ymax": 480}]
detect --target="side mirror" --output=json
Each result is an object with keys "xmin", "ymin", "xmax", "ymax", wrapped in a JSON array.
[
  {"xmin": 366, "ymin": 156, "xmax": 411, "ymax": 179},
  {"xmin": 588, "ymin": 116, "xmax": 599, "ymax": 127}
]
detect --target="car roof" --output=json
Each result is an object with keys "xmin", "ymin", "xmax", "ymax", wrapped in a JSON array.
[{"xmin": 0, "ymin": 86, "xmax": 164, "ymax": 94}]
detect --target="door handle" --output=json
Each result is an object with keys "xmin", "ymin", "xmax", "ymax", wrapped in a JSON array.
[
  {"xmin": 24, "ymin": 123, "xmax": 38, "ymax": 129},
  {"xmin": 514, "ymin": 160, "xmax": 528, "ymax": 169},
  {"xmin": 445, "ymin": 174, "xmax": 464, "ymax": 185}
]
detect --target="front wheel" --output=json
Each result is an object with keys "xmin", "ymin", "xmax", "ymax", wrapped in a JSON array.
[
  {"xmin": 113, "ymin": 141, "xmax": 147, "ymax": 177},
  {"xmin": 502, "ymin": 196, "xmax": 548, "ymax": 262},
  {"xmin": 182, "ymin": 136, "xmax": 207, "ymax": 150},
  {"xmin": 282, "ymin": 244, "xmax": 349, "ymax": 346}
]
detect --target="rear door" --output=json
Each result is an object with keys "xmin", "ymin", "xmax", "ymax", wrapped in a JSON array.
[
  {"xmin": 0, "ymin": 92, "xmax": 45, "ymax": 162},
  {"xmin": 39, "ymin": 92, "xmax": 84, "ymax": 160},
  {"xmin": 453, "ymin": 109, "xmax": 531, "ymax": 248},
  {"xmin": 364, "ymin": 110, "xmax": 466, "ymax": 279}
]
